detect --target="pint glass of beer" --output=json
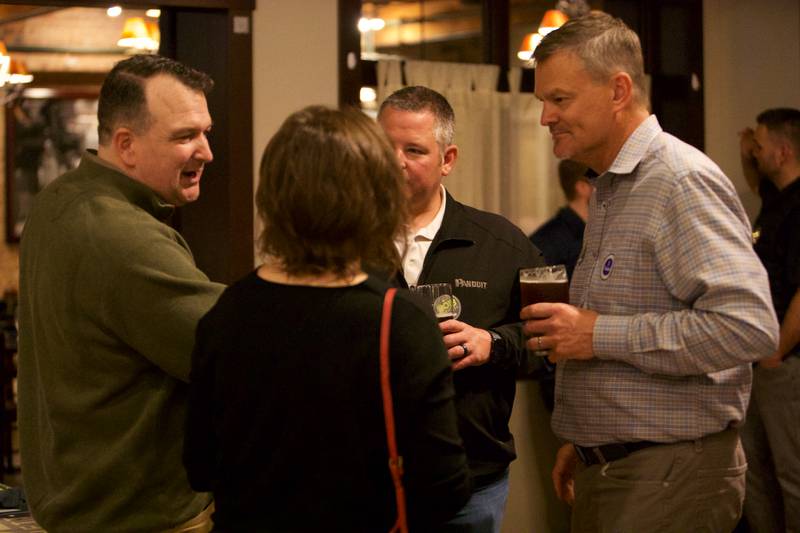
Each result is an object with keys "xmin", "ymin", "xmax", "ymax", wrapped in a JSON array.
[
  {"xmin": 412, "ymin": 283, "xmax": 455, "ymax": 323},
  {"xmin": 520, "ymin": 265, "xmax": 569, "ymax": 307},
  {"xmin": 519, "ymin": 265, "xmax": 568, "ymax": 355}
]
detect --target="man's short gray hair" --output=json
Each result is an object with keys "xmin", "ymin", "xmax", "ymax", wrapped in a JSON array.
[
  {"xmin": 378, "ymin": 86, "xmax": 455, "ymax": 150},
  {"xmin": 533, "ymin": 11, "xmax": 649, "ymax": 109}
]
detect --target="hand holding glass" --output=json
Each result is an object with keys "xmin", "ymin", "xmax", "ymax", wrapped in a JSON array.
[{"xmin": 520, "ymin": 265, "xmax": 568, "ymax": 355}]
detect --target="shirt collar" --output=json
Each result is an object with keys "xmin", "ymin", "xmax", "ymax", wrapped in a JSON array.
[
  {"xmin": 413, "ymin": 184, "xmax": 447, "ymax": 241},
  {"xmin": 606, "ymin": 114, "xmax": 661, "ymax": 176}
]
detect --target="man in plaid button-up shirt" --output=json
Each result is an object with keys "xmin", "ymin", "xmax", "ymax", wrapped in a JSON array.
[{"xmin": 522, "ymin": 12, "xmax": 779, "ymax": 532}]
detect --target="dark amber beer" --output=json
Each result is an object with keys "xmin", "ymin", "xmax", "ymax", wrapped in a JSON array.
[
  {"xmin": 520, "ymin": 265, "xmax": 568, "ymax": 356},
  {"xmin": 520, "ymin": 279, "xmax": 569, "ymax": 307},
  {"xmin": 519, "ymin": 265, "xmax": 569, "ymax": 307}
]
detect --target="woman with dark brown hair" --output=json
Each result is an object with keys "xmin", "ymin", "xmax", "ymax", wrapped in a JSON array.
[{"xmin": 183, "ymin": 106, "xmax": 470, "ymax": 532}]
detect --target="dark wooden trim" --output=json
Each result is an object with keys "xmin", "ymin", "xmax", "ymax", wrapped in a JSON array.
[
  {"xmin": 0, "ymin": 0, "xmax": 254, "ymax": 9},
  {"xmin": 604, "ymin": 0, "xmax": 705, "ymax": 150},
  {"xmin": 225, "ymin": 8, "xmax": 255, "ymax": 280},
  {"xmin": 482, "ymin": 0, "xmax": 510, "ymax": 92},
  {"xmin": 163, "ymin": 7, "xmax": 254, "ymax": 283},
  {"xmin": 338, "ymin": 0, "xmax": 362, "ymax": 108}
]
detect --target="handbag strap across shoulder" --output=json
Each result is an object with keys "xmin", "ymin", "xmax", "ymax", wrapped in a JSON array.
[{"xmin": 380, "ymin": 288, "xmax": 408, "ymax": 533}]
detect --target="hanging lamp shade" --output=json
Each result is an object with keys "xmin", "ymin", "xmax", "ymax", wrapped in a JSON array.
[
  {"xmin": 538, "ymin": 9, "xmax": 569, "ymax": 36},
  {"xmin": 118, "ymin": 17, "xmax": 158, "ymax": 50},
  {"xmin": 9, "ymin": 58, "xmax": 33, "ymax": 84},
  {"xmin": 517, "ymin": 32, "xmax": 543, "ymax": 61},
  {"xmin": 145, "ymin": 21, "xmax": 160, "ymax": 50},
  {"xmin": 518, "ymin": 9, "xmax": 569, "ymax": 62},
  {"xmin": 0, "ymin": 41, "xmax": 11, "ymax": 87}
]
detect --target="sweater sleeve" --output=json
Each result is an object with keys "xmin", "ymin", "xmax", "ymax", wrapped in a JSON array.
[
  {"xmin": 81, "ymin": 216, "xmax": 225, "ymax": 382},
  {"xmin": 389, "ymin": 294, "xmax": 471, "ymax": 528}
]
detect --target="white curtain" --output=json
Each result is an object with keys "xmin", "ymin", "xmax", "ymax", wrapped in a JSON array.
[{"xmin": 376, "ymin": 59, "xmax": 561, "ymax": 235}]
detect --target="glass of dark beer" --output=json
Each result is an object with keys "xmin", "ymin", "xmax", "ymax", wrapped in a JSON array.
[
  {"xmin": 520, "ymin": 265, "xmax": 568, "ymax": 355},
  {"xmin": 412, "ymin": 283, "xmax": 455, "ymax": 323}
]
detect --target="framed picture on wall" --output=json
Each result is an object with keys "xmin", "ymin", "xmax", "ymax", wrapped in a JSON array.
[{"xmin": 5, "ymin": 86, "xmax": 100, "ymax": 242}]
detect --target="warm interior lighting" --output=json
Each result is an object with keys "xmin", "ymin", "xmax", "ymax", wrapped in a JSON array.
[
  {"xmin": 8, "ymin": 59, "xmax": 33, "ymax": 85},
  {"xmin": 107, "ymin": 5, "xmax": 122, "ymax": 18},
  {"xmin": 538, "ymin": 9, "xmax": 568, "ymax": 36},
  {"xmin": 146, "ymin": 21, "xmax": 160, "ymax": 47},
  {"xmin": 0, "ymin": 40, "xmax": 34, "ymax": 87},
  {"xmin": 359, "ymin": 86, "xmax": 377, "ymax": 103},
  {"xmin": 518, "ymin": 8, "xmax": 568, "ymax": 62},
  {"xmin": 22, "ymin": 87, "xmax": 55, "ymax": 99},
  {"xmin": 517, "ymin": 32, "xmax": 543, "ymax": 61},
  {"xmin": 358, "ymin": 17, "xmax": 385, "ymax": 33},
  {"xmin": 118, "ymin": 17, "xmax": 159, "ymax": 51},
  {"xmin": 146, "ymin": 9, "xmax": 161, "ymax": 18}
]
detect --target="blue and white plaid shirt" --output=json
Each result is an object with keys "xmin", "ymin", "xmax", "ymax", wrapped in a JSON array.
[{"xmin": 553, "ymin": 115, "xmax": 779, "ymax": 447}]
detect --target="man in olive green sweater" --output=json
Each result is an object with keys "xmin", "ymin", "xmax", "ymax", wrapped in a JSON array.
[{"xmin": 18, "ymin": 55, "xmax": 225, "ymax": 532}]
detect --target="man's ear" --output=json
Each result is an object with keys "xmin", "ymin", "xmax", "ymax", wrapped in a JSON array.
[
  {"xmin": 777, "ymin": 139, "xmax": 795, "ymax": 168},
  {"xmin": 112, "ymin": 127, "xmax": 137, "ymax": 167},
  {"xmin": 441, "ymin": 144, "xmax": 458, "ymax": 177},
  {"xmin": 610, "ymin": 72, "xmax": 634, "ymax": 111}
]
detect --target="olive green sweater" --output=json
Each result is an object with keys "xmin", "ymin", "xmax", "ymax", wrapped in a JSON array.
[{"xmin": 18, "ymin": 151, "xmax": 225, "ymax": 532}]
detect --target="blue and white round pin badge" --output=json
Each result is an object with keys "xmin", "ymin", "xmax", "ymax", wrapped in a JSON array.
[{"xmin": 600, "ymin": 254, "xmax": 615, "ymax": 279}]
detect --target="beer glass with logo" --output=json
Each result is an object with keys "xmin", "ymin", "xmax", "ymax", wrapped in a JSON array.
[
  {"xmin": 412, "ymin": 283, "xmax": 455, "ymax": 323},
  {"xmin": 520, "ymin": 265, "xmax": 568, "ymax": 355}
]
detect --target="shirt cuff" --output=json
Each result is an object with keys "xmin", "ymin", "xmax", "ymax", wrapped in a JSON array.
[{"xmin": 593, "ymin": 314, "xmax": 633, "ymax": 360}]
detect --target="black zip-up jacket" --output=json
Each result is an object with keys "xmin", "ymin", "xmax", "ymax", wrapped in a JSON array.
[{"xmin": 397, "ymin": 192, "xmax": 543, "ymax": 485}]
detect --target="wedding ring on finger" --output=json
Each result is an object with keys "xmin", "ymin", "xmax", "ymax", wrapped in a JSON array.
[{"xmin": 460, "ymin": 343, "xmax": 470, "ymax": 357}]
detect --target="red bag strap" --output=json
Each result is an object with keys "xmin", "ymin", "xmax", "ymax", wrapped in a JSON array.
[{"xmin": 380, "ymin": 288, "xmax": 408, "ymax": 533}]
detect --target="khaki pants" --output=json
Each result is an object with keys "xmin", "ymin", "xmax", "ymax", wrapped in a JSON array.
[
  {"xmin": 571, "ymin": 427, "xmax": 746, "ymax": 533},
  {"xmin": 162, "ymin": 502, "xmax": 215, "ymax": 533}
]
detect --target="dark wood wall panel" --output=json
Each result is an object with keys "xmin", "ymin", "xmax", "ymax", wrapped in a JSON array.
[{"xmin": 166, "ymin": 8, "xmax": 255, "ymax": 283}]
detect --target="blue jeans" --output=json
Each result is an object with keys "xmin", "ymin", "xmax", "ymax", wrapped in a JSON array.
[{"xmin": 441, "ymin": 469, "xmax": 510, "ymax": 533}]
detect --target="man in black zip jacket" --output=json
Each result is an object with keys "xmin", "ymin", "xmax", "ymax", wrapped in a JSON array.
[{"xmin": 379, "ymin": 86, "xmax": 543, "ymax": 533}]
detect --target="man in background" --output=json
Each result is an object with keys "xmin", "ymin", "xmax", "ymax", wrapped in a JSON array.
[
  {"xmin": 18, "ymin": 55, "xmax": 224, "ymax": 531},
  {"xmin": 529, "ymin": 159, "xmax": 591, "ymax": 281},
  {"xmin": 739, "ymin": 107, "xmax": 800, "ymax": 533},
  {"xmin": 522, "ymin": 12, "xmax": 778, "ymax": 531},
  {"xmin": 379, "ymin": 86, "xmax": 542, "ymax": 533}
]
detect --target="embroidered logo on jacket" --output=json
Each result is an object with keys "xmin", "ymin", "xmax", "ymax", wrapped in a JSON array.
[{"xmin": 454, "ymin": 278, "xmax": 488, "ymax": 289}]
